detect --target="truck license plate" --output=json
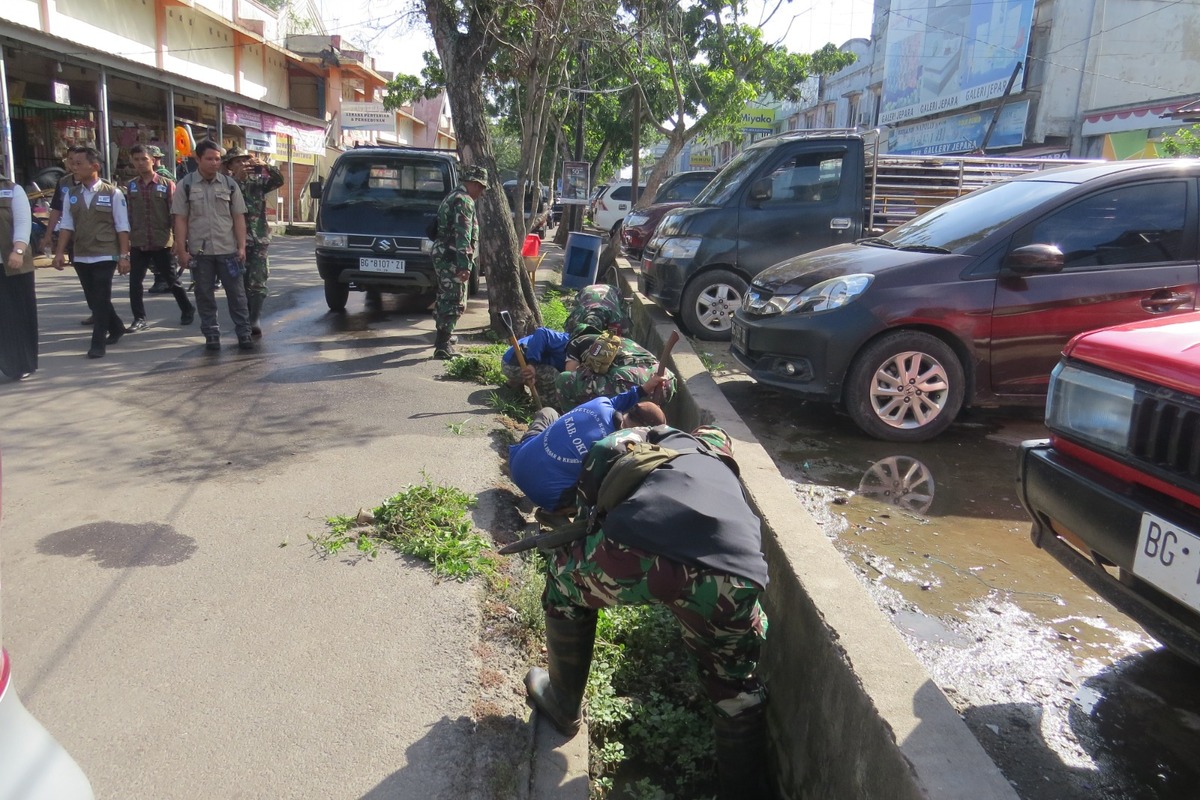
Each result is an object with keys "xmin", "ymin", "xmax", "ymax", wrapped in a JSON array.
[
  {"xmin": 731, "ymin": 321, "xmax": 747, "ymax": 352},
  {"xmin": 1133, "ymin": 511, "xmax": 1200, "ymax": 614},
  {"xmin": 360, "ymin": 257, "xmax": 405, "ymax": 273}
]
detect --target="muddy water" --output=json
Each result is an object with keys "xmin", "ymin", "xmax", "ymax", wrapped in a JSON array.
[{"xmin": 706, "ymin": 365, "xmax": 1200, "ymax": 800}]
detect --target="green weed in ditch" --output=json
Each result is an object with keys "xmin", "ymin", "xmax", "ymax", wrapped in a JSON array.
[
  {"xmin": 540, "ymin": 289, "xmax": 569, "ymax": 332},
  {"xmin": 311, "ymin": 475, "xmax": 493, "ymax": 580},
  {"xmin": 486, "ymin": 389, "xmax": 535, "ymax": 423}
]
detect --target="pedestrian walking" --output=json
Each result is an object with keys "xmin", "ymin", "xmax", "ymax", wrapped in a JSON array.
[
  {"xmin": 125, "ymin": 144, "xmax": 194, "ymax": 331},
  {"xmin": 224, "ymin": 146, "xmax": 284, "ymax": 337},
  {"xmin": 0, "ymin": 175, "xmax": 38, "ymax": 380},
  {"xmin": 172, "ymin": 140, "xmax": 253, "ymax": 352},
  {"xmin": 52, "ymin": 145, "xmax": 130, "ymax": 360},
  {"xmin": 507, "ymin": 374, "xmax": 666, "ymax": 516},
  {"xmin": 431, "ymin": 165, "xmax": 487, "ymax": 358},
  {"xmin": 41, "ymin": 166, "xmax": 89, "ymax": 324},
  {"xmin": 523, "ymin": 424, "xmax": 771, "ymax": 800}
]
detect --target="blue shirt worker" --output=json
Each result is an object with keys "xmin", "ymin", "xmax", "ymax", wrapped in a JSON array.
[
  {"xmin": 502, "ymin": 326, "xmax": 571, "ymax": 410},
  {"xmin": 508, "ymin": 376, "xmax": 666, "ymax": 514}
]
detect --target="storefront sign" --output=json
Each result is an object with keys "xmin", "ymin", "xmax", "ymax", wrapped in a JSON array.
[
  {"xmin": 689, "ymin": 152, "xmax": 714, "ymax": 168},
  {"xmin": 245, "ymin": 129, "xmax": 276, "ymax": 154},
  {"xmin": 889, "ymin": 100, "xmax": 1029, "ymax": 155},
  {"xmin": 341, "ymin": 101, "xmax": 396, "ymax": 134},
  {"xmin": 740, "ymin": 106, "xmax": 776, "ymax": 133},
  {"xmin": 224, "ymin": 104, "xmax": 264, "ymax": 131},
  {"xmin": 53, "ymin": 81, "xmax": 71, "ymax": 105},
  {"xmin": 880, "ymin": 0, "xmax": 1036, "ymax": 125}
]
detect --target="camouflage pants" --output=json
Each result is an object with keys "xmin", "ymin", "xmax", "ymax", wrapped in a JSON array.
[
  {"xmin": 543, "ymin": 529, "xmax": 768, "ymax": 718},
  {"xmin": 555, "ymin": 364, "xmax": 678, "ymax": 409},
  {"xmin": 243, "ymin": 244, "xmax": 269, "ymax": 301},
  {"xmin": 433, "ymin": 256, "xmax": 467, "ymax": 332},
  {"xmin": 502, "ymin": 362, "xmax": 561, "ymax": 409}
]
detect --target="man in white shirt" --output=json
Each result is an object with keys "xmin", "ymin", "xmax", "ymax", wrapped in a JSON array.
[{"xmin": 53, "ymin": 145, "xmax": 131, "ymax": 359}]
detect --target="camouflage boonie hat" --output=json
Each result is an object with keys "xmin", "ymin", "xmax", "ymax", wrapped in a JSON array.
[
  {"xmin": 462, "ymin": 165, "xmax": 489, "ymax": 186},
  {"xmin": 222, "ymin": 145, "xmax": 251, "ymax": 163},
  {"xmin": 145, "ymin": 145, "xmax": 166, "ymax": 159}
]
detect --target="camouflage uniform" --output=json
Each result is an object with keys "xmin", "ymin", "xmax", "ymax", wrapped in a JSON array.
[
  {"xmin": 564, "ymin": 283, "xmax": 628, "ymax": 335},
  {"xmin": 556, "ymin": 333, "xmax": 677, "ymax": 408},
  {"xmin": 527, "ymin": 425, "xmax": 770, "ymax": 798},
  {"xmin": 432, "ymin": 165, "xmax": 485, "ymax": 357},
  {"xmin": 235, "ymin": 162, "xmax": 285, "ymax": 313}
]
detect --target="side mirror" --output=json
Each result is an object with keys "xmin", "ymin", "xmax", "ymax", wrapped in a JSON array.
[
  {"xmin": 748, "ymin": 178, "xmax": 772, "ymax": 204},
  {"xmin": 1003, "ymin": 244, "xmax": 1064, "ymax": 275},
  {"xmin": 309, "ymin": 180, "xmax": 324, "ymax": 199}
]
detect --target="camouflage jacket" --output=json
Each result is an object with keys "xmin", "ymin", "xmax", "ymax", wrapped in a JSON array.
[
  {"xmin": 433, "ymin": 187, "xmax": 479, "ymax": 272},
  {"xmin": 565, "ymin": 283, "xmax": 628, "ymax": 335},
  {"xmin": 237, "ymin": 165, "xmax": 286, "ymax": 245}
]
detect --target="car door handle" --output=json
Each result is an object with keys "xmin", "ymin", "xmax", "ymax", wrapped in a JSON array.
[
  {"xmin": 830, "ymin": 217, "xmax": 852, "ymax": 230},
  {"xmin": 1142, "ymin": 291, "xmax": 1193, "ymax": 313}
]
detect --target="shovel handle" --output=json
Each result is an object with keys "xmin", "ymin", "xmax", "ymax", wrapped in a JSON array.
[{"xmin": 503, "ymin": 315, "xmax": 542, "ymax": 408}]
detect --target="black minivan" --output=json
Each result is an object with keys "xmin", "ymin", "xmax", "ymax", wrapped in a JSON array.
[{"xmin": 315, "ymin": 146, "xmax": 471, "ymax": 311}]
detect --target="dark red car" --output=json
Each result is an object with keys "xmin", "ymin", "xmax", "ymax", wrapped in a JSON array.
[
  {"xmin": 620, "ymin": 170, "xmax": 716, "ymax": 260},
  {"xmin": 731, "ymin": 159, "xmax": 1200, "ymax": 442}
]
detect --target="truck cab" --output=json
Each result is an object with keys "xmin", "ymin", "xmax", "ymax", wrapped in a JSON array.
[{"xmin": 640, "ymin": 132, "xmax": 867, "ymax": 339}]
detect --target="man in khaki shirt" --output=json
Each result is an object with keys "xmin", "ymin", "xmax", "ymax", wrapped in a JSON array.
[{"xmin": 172, "ymin": 139, "xmax": 252, "ymax": 351}]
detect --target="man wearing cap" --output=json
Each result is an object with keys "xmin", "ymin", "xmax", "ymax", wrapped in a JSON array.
[
  {"xmin": 524, "ymin": 423, "xmax": 771, "ymax": 800},
  {"xmin": 146, "ymin": 145, "xmax": 176, "ymax": 181},
  {"xmin": 125, "ymin": 144, "xmax": 194, "ymax": 331},
  {"xmin": 224, "ymin": 146, "xmax": 284, "ymax": 336},
  {"xmin": 172, "ymin": 139, "xmax": 253, "ymax": 352},
  {"xmin": 430, "ymin": 165, "xmax": 487, "ymax": 358}
]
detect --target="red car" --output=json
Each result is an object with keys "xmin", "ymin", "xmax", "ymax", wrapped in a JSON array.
[{"xmin": 620, "ymin": 170, "xmax": 717, "ymax": 260}]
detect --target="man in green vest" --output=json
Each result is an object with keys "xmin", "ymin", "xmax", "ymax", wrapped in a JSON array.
[
  {"xmin": 52, "ymin": 145, "xmax": 131, "ymax": 359},
  {"xmin": 126, "ymin": 144, "xmax": 194, "ymax": 330}
]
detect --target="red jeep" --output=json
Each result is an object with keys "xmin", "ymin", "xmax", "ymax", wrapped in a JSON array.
[{"xmin": 1017, "ymin": 313, "xmax": 1200, "ymax": 665}]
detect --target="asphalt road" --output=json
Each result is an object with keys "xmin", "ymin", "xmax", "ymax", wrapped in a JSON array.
[{"xmin": 0, "ymin": 239, "xmax": 518, "ymax": 799}]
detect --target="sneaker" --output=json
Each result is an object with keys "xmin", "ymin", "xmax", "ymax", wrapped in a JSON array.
[
  {"xmin": 180, "ymin": 307, "xmax": 195, "ymax": 325},
  {"xmin": 86, "ymin": 347, "xmax": 105, "ymax": 359},
  {"xmin": 237, "ymin": 335, "xmax": 255, "ymax": 351},
  {"xmin": 205, "ymin": 335, "xmax": 221, "ymax": 352},
  {"xmin": 126, "ymin": 318, "xmax": 148, "ymax": 333},
  {"xmin": 148, "ymin": 281, "xmax": 169, "ymax": 294},
  {"xmin": 105, "ymin": 327, "xmax": 125, "ymax": 346},
  {"xmin": 80, "ymin": 315, "xmax": 94, "ymax": 326}
]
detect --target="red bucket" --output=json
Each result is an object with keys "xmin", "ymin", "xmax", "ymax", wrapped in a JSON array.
[{"xmin": 521, "ymin": 234, "xmax": 541, "ymax": 257}]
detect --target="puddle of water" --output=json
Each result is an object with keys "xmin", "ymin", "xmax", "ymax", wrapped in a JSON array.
[{"xmin": 37, "ymin": 522, "xmax": 197, "ymax": 568}]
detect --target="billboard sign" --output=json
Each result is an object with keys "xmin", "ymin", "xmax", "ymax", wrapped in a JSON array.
[
  {"xmin": 341, "ymin": 101, "xmax": 396, "ymax": 134},
  {"xmin": 740, "ymin": 106, "xmax": 776, "ymax": 133},
  {"xmin": 889, "ymin": 100, "xmax": 1029, "ymax": 155},
  {"xmin": 560, "ymin": 160, "xmax": 590, "ymax": 205},
  {"xmin": 880, "ymin": 0, "xmax": 1035, "ymax": 126}
]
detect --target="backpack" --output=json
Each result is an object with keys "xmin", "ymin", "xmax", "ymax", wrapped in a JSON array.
[
  {"xmin": 581, "ymin": 331, "xmax": 623, "ymax": 374},
  {"xmin": 497, "ymin": 434, "xmax": 713, "ymax": 555}
]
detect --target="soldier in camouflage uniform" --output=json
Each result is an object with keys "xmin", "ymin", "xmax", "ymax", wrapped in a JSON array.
[
  {"xmin": 564, "ymin": 282, "xmax": 629, "ymax": 336},
  {"xmin": 556, "ymin": 332, "xmax": 678, "ymax": 408},
  {"xmin": 431, "ymin": 165, "xmax": 487, "ymax": 358},
  {"xmin": 225, "ymin": 147, "xmax": 285, "ymax": 336},
  {"xmin": 525, "ymin": 424, "xmax": 771, "ymax": 800}
]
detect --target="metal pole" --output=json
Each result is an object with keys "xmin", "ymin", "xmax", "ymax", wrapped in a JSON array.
[
  {"xmin": 217, "ymin": 100, "xmax": 224, "ymax": 148},
  {"xmin": 977, "ymin": 63, "xmax": 1023, "ymax": 154},
  {"xmin": 0, "ymin": 44, "xmax": 15, "ymax": 180},
  {"xmin": 571, "ymin": 44, "xmax": 586, "ymax": 233},
  {"xmin": 167, "ymin": 86, "xmax": 176, "ymax": 175},
  {"xmin": 98, "ymin": 66, "xmax": 111, "ymax": 178},
  {"xmin": 287, "ymin": 135, "xmax": 294, "ymax": 223}
]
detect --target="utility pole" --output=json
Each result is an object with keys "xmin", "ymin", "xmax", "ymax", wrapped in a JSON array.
[{"xmin": 571, "ymin": 43, "xmax": 587, "ymax": 233}]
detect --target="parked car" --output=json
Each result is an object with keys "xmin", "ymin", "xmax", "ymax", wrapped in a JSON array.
[
  {"xmin": 550, "ymin": 199, "xmax": 564, "ymax": 227},
  {"xmin": 591, "ymin": 182, "xmax": 646, "ymax": 236},
  {"xmin": 315, "ymin": 145, "xmax": 478, "ymax": 312},
  {"xmin": 620, "ymin": 169, "xmax": 717, "ymax": 260},
  {"xmin": 585, "ymin": 183, "xmax": 608, "ymax": 222},
  {"xmin": 503, "ymin": 179, "xmax": 550, "ymax": 239},
  {"xmin": 731, "ymin": 158, "xmax": 1200, "ymax": 442},
  {"xmin": 1017, "ymin": 314, "xmax": 1200, "ymax": 666},
  {"xmin": 640, "ymin": 131, "xmax": 1087, "ymax": 340},
  {"xmin": 0, "ymin": 456, "xmax": 95, "ymax": 800}
]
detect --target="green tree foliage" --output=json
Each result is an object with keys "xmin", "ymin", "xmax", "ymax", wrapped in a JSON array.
[{"xmin": 1161, "ymin": 124, "xmax": 1200, "ymax": 158}]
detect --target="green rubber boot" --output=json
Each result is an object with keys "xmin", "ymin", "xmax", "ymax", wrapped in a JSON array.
[{"xmin": 524, "ymin": 613, "xmax": 597, "ymax": 737}]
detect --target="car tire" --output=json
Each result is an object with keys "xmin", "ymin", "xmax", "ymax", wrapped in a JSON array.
[
  {"xmin": 844, "ymin": 331, "xmax": 965, "ymax": 442},
  {"xmin": 679, "ymin": 269, "xmax": 747, "ymax": 341},
  {"xmin": 324, "ymin": 279, "xmax": 349, "ymax": 312}
]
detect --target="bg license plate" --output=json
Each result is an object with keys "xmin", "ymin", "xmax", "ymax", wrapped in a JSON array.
[
  {"xmin": 731, "ymin": 321, "xmax": 747, "ymax": 352},
  {"xmin": 360, "ymin": 257, "xmax": 405, "ymax": 274},
  {"xmin": 1133, "ymin": 511, "xmax": 1200, "ymax": 613}
]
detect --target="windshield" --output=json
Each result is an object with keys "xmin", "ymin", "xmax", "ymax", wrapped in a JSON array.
[
  {"xmin": 325, "ymin": 159, "xmax": 452, "ymax": 208},
  {"xmin": 691, "ymin": 148, "xmax": 772, "ymax": 207},
  {"xmin": 883, "ymin": 179, "xmax": 1077, "ymax": 253}
]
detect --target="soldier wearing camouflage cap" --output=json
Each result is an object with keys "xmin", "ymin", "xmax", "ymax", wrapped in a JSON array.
[
  {"xmin": 525, "ymin": 422, "xmax": 770, "ymax": 800},
  {"xmin": 430, "ymin": 164, "xmax": 488, "ymax": 358},
  {"xmin": 145, "ymin": 145, "xmax": 176, "ymax": 181}
]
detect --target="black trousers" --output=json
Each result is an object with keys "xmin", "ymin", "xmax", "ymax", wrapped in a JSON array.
[
  {"xmin": 130, "ymin": 247, "xmax": 191, "ymax": 318},
  {"xmin": 75, "ymin": 262, "xmax": 123, "ymax": 350}
]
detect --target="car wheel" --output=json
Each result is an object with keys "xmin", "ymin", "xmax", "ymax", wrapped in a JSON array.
[
  {"xmin": 324, "ymin": 279, "xmax": 349, "ymax": 312},
  {"xmin": 679, "ymin": 269, "xmax": 746, "ymax": 341},
  {"xmin": 844, "ymin": 331, "xmax": 965, "ymax": 442}
]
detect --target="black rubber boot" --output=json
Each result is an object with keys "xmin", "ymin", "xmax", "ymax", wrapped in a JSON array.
[
  {"xmin": 524, "ymin": 613, "xmax": 597, "ymax": 738},
  {"xmin": 433, "ymin": 327, "xmax": 458, "ymax": 359},
  {"xmin": 713, "ymin": 704, "xmax": 772, "ymax": 800},
  {"xmin": 247, "ymin": 295, "xmax": 264, "ymax": 337}
]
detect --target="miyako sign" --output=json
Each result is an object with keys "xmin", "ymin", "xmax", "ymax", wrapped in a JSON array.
[
  {"xmin": 341, "ymin": 101, "xmax": 396, "ymax": 134},
  {"xmin": 740, "ymin": 106, "xmax": 776, "ymax": 133}
]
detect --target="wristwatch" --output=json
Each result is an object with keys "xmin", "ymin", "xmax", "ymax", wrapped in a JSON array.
[
  {"xmin": 119, "ymin": 253, "xmax": 130, "ymax": 261},
  {"xmin": 13, "ymin": 246, "xmax": 24, "ymax": 255}
]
